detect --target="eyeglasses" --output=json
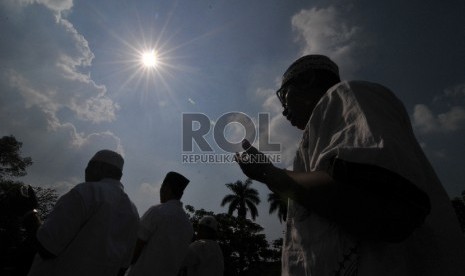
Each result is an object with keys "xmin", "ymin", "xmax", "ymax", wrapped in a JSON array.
[
  {"xmin": 276, "ymin": 73, "xmax": 316, "ymax": 108},
  {"xmin": 276, "ymin": 85, "xmax": 289, "ymax": 108}
]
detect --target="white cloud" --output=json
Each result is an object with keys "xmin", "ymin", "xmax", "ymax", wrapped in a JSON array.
[
  {"xmin": 254, "ymin": 91, "xmax": 301, "ymax": 168},
  {"xmin": 291, "ymin": 6, "xmax": 363, "ymax": 77},
  {"xmin": 413, "ymin": 104, "xmax": 465, "ymax": 134},
  {"xmin": 264, "ymin": 112, "xmax": 301, "ymax": 168},
  {"xmin": 444, "ymin": 83, "xmax": 465, "ymax": 98},
  {"xmin": 0, "ymin": 1, "xmax": 125, "ymax": 189},
  {"xmin": 71, "ymin": 95, "xmax": 119, "ymax": 123},
  {"xmin": 15, "ymin": 0, "xmax": 73, "ymax": 13},
  {"xmin": 1, "ymin": 1, "xmax": 119, "ymax": 126},
  {"xmin": 413, "ymin": 104, "xmax": 437, "ymax": 133},
  {"xmin": 261, "ymin": 89, "xmax": 282, "ymax": 115},
  {"xmin": 133, "ymin": 182, "xmax": 161, "ymax": 213},
  {"xmin": 4, "ymin": 69, "xmax": 118, "ymax": 125},
  {"xmin": 413, "ymin": 83, "xmax": 465, "ymax": 134}
]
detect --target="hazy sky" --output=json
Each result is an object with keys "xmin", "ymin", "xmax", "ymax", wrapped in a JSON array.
[{"xmin": 1, "ymin": 0, "xmax": 464, "ymax": 241}]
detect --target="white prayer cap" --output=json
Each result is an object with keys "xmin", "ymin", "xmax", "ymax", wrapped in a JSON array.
[
  {"xmin": 90, "ymin": 150, "xmax": 124, "ymax": 171},
  {"xmin": 281, "ymin": 54, "xmax": 339, "ymax": 88},
  {"xmin": 199, "ymin": 215, "xmax": 218, "ymax": 232}
]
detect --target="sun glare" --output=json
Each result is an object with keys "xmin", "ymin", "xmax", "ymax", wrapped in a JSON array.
[{"xmin": 141, "ymin": 50, "xmax": 158, "ymax": 68}]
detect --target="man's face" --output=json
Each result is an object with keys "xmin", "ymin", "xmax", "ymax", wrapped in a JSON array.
[{"xmin": 279, "ymin": 83, "xmax": 323, "ymax": 130}]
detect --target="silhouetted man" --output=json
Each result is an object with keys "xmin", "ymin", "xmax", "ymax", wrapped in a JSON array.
[
  {"xmin": 28, "ymin": 150, "xmax": 139, "ymax": 276},
  {"xmin": 181, "ymin": 215, "xmax": 224, "ymax": 276},
  {"xmin": 235, "ymin": 55, "xmax": 465, "ymax": 275},
  {"xmin": 128, "ymin": 171, "xmax": 193, "ymax": 276}
]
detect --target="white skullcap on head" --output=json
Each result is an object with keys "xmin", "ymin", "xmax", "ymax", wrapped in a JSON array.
[
  {"xmin": 199, "ymin": 215, "xmax": 218, "ymax": 231},
  {"xmin": 90, "ymin": 150, "xmax": 124, "ymax": 171},
  {"xmin": 281, "ymin": 54, "xmax": 339, "ymax": 87}
]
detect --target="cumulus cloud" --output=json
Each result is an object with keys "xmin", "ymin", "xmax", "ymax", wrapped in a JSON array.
[
  {"xmin": 253, "ymin": 90, "xmax": 301, "ymax": 168},
  {"xmin": 260, "ymin": 110, "xmax": 301, "ymax": 168},
  {"xmin": 15, "ymin": 0, "xmax": 73, "ymax": 14},
  {"xmin": 436, "ymin": 83, "xmax": 465, "ymax": 104},
  {"xmin": 0, "ymin": 1, "xmax": 124, "ymax": 189},
  {"xmin": 413, "ymin": 83, "xmax": 465, "ymax": 134},
  {"xmin": 291, "ymin": 6, "xmax": 364, "ymax": 77},
  {"xmin": 133, "ymin": 182, "xmax": 161, "ymax": 213},
  {"xmin": 0, "ymin": 1, "xmax": 119, "ymax": 128},
  {"xmin": 260, "ymin": 88, "xmax": 282, "ymax": 115},
  {"xmin": 413, "ymin": 104, "xmax": 465, "ymax": 134}
]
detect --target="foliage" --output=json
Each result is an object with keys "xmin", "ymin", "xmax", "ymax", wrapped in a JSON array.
[
  {"xmin": 0, "ymin": 135, "xmax": 33, "ymax": 181},
  {"xmin": 267, "ymin": 193, "xmax": 287, "ymax": 223},
  {"xmin": 221, "ymin": 178, "xmax": 260, "ymax": 221},
  {"xmin": 0, "ymin": 135, "xmax": 58, "ymax": 275},
  {"xmin": 0, "ymin": 181, "xmax": 38, "ymax": 218},
  {"xmin": 0, "ymin": 181, "xmax": 37, "ymax": 275},
  {"xmin": 185, "ymin": 205, "xmax": 281, "ymax": 275},
  {"xmin": 32, "ymin": 186, "xmax": 59, "ymax": 220}
]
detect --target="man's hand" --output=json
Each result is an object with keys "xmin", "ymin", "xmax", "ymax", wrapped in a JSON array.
[{"xmin": 234, "ymin": 139, "xmax": 275, "ymax": 183}]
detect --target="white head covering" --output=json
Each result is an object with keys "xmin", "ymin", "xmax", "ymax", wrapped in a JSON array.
[
  {"xmin": 90, "ymin": 150, "xmax": 124, "ymax": 171},
  {"xmin": 281, "ymin": 54, "xmax": 339, "ymax": 88},
  {"xmin": 199, "ymin": 215, "xmax": 218, "ymax": 232}
]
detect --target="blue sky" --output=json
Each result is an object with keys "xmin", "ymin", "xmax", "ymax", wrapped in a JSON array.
[{"xmin": 1, "ymin": 0, "xmax": 464, "ymax": 241}]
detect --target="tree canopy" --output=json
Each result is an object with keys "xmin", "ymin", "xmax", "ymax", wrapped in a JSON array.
[
  {"xmin": 221, "ymin": 178, "xmax": 260, "ymax": 221},
  {"xmin": 0, "ymin": 135, "xmax": 32, "ymax": 181}
]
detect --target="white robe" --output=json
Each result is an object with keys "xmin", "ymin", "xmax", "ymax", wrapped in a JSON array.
[
  {"xmin": 128, "ymin": 200, "xmax": 193, "ymax": 276},
  {"xmin": 282, "ymin": 81, "xmax": 465, "ymax": 276}
]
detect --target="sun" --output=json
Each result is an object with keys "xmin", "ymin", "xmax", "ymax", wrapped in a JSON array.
[{"xmin": 141, "ymin": 50, "xmax": 158, "ymax": 68}]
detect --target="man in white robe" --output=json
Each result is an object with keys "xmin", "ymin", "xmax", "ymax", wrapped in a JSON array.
[{"xmin": 235, "ymin": 55, "xmax": 465, "ymax": 276}]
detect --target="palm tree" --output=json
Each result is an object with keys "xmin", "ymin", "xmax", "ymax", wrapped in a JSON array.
[
  {"xmin": 268, "ymin": 192, "xmax": 287, "ymax": 223},
  {"xmin": 221, "ymin": 178, "xmax": 260, "ymax": 220}
]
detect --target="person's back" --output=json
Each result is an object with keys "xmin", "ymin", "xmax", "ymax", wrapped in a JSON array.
[
  {"xmin": 327, "ymin": 81, "xmax": 465, "ymax": 275},
  {"xmin": 29, "ymin": 179, "xmax": 139, "ymax": 276},
  {"xmin": 128, "ymin": 171, "xmax": 193, "ymax": 276},
  {"xmin": 28, "ymin": 150, "xmax": 140, "ymax": 276},
  {"xmin": 181, "ymin": 216, "xmax": 224, "ymax": 276},
  {"xmin": 185, "ymin": 239, "xmax": 224, "ymax": 276},
  {"xmin": 285, "ymin": 80, "xmax": 465, "ymax": 275},
  {"xmin": 130, "ymin": 200, "xmax": 193, "ymax": 276}
]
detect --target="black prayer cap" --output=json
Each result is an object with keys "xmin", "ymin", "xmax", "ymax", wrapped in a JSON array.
[{"xmin": 162, "ymin": 171, "xmax": 190, "ymax": 194}]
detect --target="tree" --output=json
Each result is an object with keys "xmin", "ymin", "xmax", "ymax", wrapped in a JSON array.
[
  {"xmin": 0, "ymin": 135, "xmax": 58, "ymax": 275},
  {"xmin": 0, "ymin": 135, "xmax": 32, "ymax": 181},
  {"xmin": 0, "ymin": 135, "xmax": 58, "ymax": 219},
  {"xmin": 267, "ymin": 192, "xmax": 287, "ymax": 223},
  {"xmin": 33, "ymin": 186, "xmax": 59, "ymax": 220},
  {"xmin": 221, "ymin": 178, "xmax": 260, "ymax": 221}
]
